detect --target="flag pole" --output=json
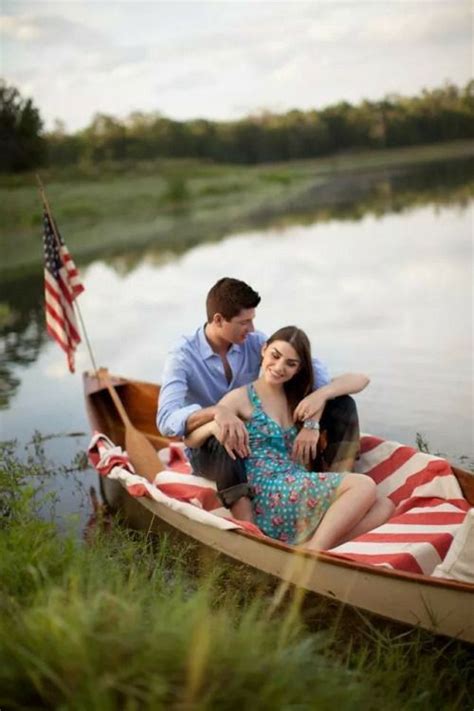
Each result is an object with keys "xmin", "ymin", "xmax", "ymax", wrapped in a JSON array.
[
  {"xmin": 36, "ymin": 177, "xmax": 165, "ymax": 477},
  {"xmin": 36, "ymin": 173, "xmax": 99, "ymax": 374}
]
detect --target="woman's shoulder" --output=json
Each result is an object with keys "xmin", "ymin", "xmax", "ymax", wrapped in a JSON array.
[
  {"xmin": 220, "ymin": 383, "xmax": 252, "ymax": 405},
  {"xmin": 220, "ymin": 383, "xmax": 254, "ymax": 417}
]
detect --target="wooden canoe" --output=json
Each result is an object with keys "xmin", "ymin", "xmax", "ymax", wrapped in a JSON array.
[{"xmin": 83, "ymin": 370, "xmax": 474, "ymax": 643}]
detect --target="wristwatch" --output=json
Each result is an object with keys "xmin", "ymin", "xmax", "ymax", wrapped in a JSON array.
[{"xmin": 303, "ymin": 419, "xmax": 320, "ymax": 431}]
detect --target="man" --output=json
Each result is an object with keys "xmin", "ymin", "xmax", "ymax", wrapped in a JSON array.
[{"xmin": 157, "ymin": 277, "xmax": 361, "ymax": 522}]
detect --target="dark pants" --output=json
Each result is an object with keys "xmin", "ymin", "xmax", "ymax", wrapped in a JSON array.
[
  {"xmin": 314, "ymin": 395, "xmax": 360, "ymax": 472},
  {"xmin": 190, "ymin": 395, "xmax": 360, "ymax": 509},
  {"xmin": 189, "ymin": 436, "xmax": 250, "ymax": 508}
]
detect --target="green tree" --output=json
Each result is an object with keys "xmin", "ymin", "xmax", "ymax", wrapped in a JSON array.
[
  {"xmin": 0, "ymin": 81, "xmax": 45, "ymax": 172},
  {"xmin": 80, "ymin": 113, "xmax": 128, "ymax": 163},
  {"xmin": 42, "ymin": 80, "xmax": 474, "ymax": 169},
  {"xmin": 47, "ymin": 119, "xmax": 82, "ymax": 167}
]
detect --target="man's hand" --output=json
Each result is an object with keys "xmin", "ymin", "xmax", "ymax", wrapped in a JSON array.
[
  {"xmin": 292, "ymin": 428, "xmax": 319, "ymax": 468},
  {"xmin": 293, "ymin": 389, "xmax": 327, "ymax": 423},
  {"xmin": 214, "ymin": 405, "xmax": 250, "ymax": 460}
]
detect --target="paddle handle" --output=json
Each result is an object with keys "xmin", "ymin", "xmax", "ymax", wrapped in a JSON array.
[{"xmin": 97, "ymin": 368, "xmax": 133, "ymax": 429}]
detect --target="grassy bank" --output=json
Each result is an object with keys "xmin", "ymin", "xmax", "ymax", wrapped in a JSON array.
[
  {"xmin": 0, "ymin": 442, "xmax": 473, "ymax": 710},
  {"xmin": 2, "ymin": 140, "xmax": 474, "ymax": 277}
]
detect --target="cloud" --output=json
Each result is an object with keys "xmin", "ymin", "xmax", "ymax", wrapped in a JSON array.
[
  {"xmin": 0, "ymin": 12, "xmax": 107, "ymax": 47},
  {"xmin": 0, "ymin": 14, "xmax": 42, "ymax": 40},
  {"xmin": 363, "ymin": 2, "xmax": 472, "ymax": 46},
  {"xmin": 2, "ymin": 1, "xmax": 471, "ymax": 131}
]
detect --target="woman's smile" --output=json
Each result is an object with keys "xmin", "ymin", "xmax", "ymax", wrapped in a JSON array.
[{"xmin": 261, "ymin": 340, "xmax": 301, "ymax": 384}]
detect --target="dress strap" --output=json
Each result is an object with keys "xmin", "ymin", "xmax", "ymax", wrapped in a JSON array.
[{"xmin": 247, "ymin": 383, "xmax": 261, "ymax": 410}]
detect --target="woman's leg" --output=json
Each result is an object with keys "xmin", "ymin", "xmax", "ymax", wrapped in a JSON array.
[
  {"xmin": 305, "ymin": 473, "xmax": 376, "ymax": 552},
  {"xmin": 339, "ymin": 496, "xmax": 395, "ymax": 544}
]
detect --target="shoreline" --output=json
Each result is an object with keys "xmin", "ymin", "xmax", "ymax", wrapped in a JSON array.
[{"xmin": 2, "ymin": 140, "xmax": 474, "ymax": 277}]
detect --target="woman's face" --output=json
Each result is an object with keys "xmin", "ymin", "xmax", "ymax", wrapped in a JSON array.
[{"xmin": 261, "ymin": 340, "xmax": 301, "ymax": 385}]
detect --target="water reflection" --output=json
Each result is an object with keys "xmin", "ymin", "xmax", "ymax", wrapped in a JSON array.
[
  {"xmin": 93, "ymin": 157, "xmax": 474, "ymax": 276},
  {"xmin": 0, "ymin": 271, "xmax": 46, "ymax": 407},
  {"xmin": 1, "ymin": 199, "xmax": 471, "ymax": 464},
  {"xmin": 252, "ymin": 156, "xmax": 474, "ymax": 227},
  {"xmin": 0, "ymin": 160, "xmax": 472, "ymax": 465}
]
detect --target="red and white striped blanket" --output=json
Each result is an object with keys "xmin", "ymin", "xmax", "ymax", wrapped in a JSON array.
[
  {"xmin": 331, "ymin": 435, "xmax": 470, "ymax": 575},
  {"xmin": 87, "ymin": 433, "xmax": 262, "ymax": 536},
  {"xmin": 87, "ymin": 432, "xmax": 471, "ymax": 578}
]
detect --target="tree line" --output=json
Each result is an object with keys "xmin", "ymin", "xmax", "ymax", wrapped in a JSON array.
[{"xmin": 1, "ymin": 80, "xmax": 473, "ymax": 172}]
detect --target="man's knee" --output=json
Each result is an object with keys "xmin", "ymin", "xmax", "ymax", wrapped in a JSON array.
[
  {"xmin": 322, "ymin": 395, "xmax": 358, "ymax": 427},
  {"xmin": 321, "ymin": 396, "xmax": 359, "ymax": 436},
  {"xmin": 317, "ymin": 396, "xmax": 360, "ymax": 470},
  {"xmin": 190, "ymin": 436, "xmax": 252, "ymax": 508}
]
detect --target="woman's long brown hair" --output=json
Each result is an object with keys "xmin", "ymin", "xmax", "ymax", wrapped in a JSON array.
[{"xmin": 265, "ymin": 326, "xmax": 314, "ymax": 419}]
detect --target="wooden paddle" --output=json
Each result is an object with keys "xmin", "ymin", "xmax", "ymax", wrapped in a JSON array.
[{"xmin": 97, "ymin": 368, "xmax": 165, "ymax": 483}]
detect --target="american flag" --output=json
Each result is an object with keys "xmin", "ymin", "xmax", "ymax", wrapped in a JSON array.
[{"xmin": 43, "ymin": 208, "xmax": 84, "ymax": 372}]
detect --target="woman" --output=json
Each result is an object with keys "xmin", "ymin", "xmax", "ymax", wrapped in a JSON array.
[{"xmin": 186, "ymin": 326, "xmax": 394, "ymax": 550}]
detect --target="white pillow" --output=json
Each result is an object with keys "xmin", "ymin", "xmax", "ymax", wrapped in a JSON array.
[{"xmin": 432, "ymin": 509, "xmax": 474, "ymax": 582}]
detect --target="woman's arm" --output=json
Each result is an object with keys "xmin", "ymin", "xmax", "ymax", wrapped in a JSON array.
[
  {"xmin": 320, "ymin": 372, "xmax": 370, "ymax": 399},
  {"xmin": 294, "ymin": 373, "xmax": 370, "ymax": 422},
  {"xmin": 184, "ymin": 419, "xmax": 219, "ymax": 448}
]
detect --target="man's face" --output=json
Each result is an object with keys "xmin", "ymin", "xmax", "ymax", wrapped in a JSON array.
[{"xmin": 219, "ymin": 308, "xmax": 256, "ymax": 344}]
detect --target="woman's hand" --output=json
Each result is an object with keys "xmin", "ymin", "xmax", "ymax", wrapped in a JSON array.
[
  {"xmin": 293, "ymin": 389, "xmax": 327, "ymax": 423},
  {"xmin": 292, "ymin": 428, "xmax": 319, "ymax": 468},
  {"xmin": 293, "ymin": 374, "xmax": 370, "ymax": 425},
  {"xmin": 214, "ymin": 405, "xmax": 250, "ymax": 460}
]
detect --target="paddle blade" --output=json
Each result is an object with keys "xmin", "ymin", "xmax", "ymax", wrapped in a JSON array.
[{"xmin": 125, "ymin": 425, "xmax": 165, "ymax": 482}]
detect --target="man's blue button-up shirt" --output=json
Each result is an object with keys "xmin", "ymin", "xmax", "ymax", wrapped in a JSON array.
[{"xmin": 157, "ymin": 326, "xmax": 330, "ymax": 437}]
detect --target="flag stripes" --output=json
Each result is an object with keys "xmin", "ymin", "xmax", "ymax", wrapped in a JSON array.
[
  {"xmin": 59, "ymin": 245, "xmax": 84, "ymax": 298},
  {"xmin": 43, "ymin": 207, "xmax": 84, "ymax": 372}
]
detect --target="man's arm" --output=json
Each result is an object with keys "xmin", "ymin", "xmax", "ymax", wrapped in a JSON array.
[
  {"xmin": 186, "ymin": 407, "xmax": 219, "ymax": 434},
  {"xmin": 157, "ymin": 347, "xmax": 202, "ymax": 437},
  {"xmin": 185, "ymin": 388, "xmax": 250, "ymax": 458},
  {"xmin": 157, "ymin": 344, "xmax": 250, "ymax": 456},
  {"xmin": 312, "ymin": 356, "xmax": 331, "ymax": 389}
]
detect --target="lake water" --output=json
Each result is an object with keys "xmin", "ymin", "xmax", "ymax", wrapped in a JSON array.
[{"xmin": 1, "ymin": 163, "xmax": 473, "ymax": 528}]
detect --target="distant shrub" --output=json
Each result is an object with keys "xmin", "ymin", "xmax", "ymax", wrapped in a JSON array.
[
  {"xmin": 198, "ymin": 181, "xmax": 244, "ymax": 197},
  {"xmin": 259, "ymin": 172, "xmax": 293, "ymax": 185},
  {"xmin": 162, "ymin": 174, "xmax": 190, "ymax": 203}
]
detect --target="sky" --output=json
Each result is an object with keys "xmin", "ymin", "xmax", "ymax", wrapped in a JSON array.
[{"xmin": 1, "ymin": 1, "xmax": 472, "ymax": 133}]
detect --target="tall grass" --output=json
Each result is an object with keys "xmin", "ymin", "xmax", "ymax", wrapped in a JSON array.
[{"xmin": 0, "ymin": 442, "xmax": 472, "ymax": 710}]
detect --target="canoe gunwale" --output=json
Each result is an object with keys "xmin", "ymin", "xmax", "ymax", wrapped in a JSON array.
[{"xmin": 235, "ymin": 528, "xmax": 474, "ymax": 592}]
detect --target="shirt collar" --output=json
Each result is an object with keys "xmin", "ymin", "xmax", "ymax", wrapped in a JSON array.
[{"xmin": 197, "ymin": 325, "xmax": 242, "ymax": 359}]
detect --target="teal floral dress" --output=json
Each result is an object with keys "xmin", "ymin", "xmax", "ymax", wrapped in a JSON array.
[{"xmin": 246, "ymin": 384, "xmax": 344, "ymax": 544}]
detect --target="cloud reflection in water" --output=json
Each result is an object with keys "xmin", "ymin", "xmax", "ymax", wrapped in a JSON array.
[
  {"xmin": 75, "ymin": 202, "xmax": 472, "ymax": 458},
  {"xmin": 2, "ymin": 201, "xmax": 471, "ymax": 463}
]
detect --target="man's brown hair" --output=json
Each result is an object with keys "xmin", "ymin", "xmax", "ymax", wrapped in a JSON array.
[{"xmin": 206, "ymin": 278, "xmax": 261, "ymax": 321}]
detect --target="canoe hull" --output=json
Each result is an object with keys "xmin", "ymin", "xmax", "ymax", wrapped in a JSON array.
[{"xmin": 83, "ymin": 371, "xmax": 474, "ymax": 643}]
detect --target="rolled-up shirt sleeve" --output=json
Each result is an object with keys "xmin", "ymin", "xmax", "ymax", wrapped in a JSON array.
[
  {"xmin": 312, "ymin": 357, "xmax": 331, "ymax": 389},
  {"xmin": 157, "ymin": 349, "xmax": 201, "ymax": 437}
]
